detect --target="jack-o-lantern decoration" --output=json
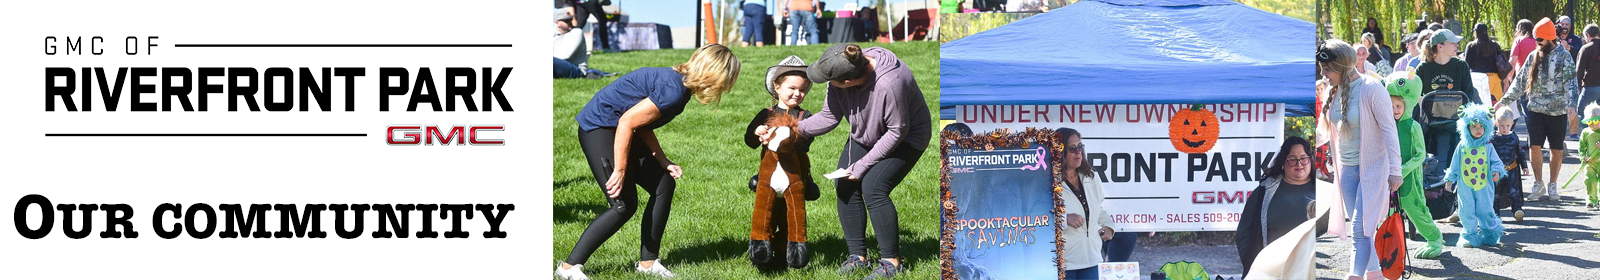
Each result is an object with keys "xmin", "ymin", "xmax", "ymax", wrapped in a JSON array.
[
  {"xmin": 1375, "ymin": 204, "xmax": 1407, "ymax": 279},
  {"xmin": 1168, "ymin": 104, "xmax": 1220, "ymax": 153}
]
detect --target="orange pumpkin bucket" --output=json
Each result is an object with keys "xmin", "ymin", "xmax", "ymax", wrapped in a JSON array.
[{"xmin": 1376, "ymin": 194, "xmax": 1407, "ymax": 279}]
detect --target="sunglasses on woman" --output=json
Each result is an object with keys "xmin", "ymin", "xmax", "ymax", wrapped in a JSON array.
[{"xmin": 1065, "ymin": 144, "xmax": 1086, "ymax": 154}]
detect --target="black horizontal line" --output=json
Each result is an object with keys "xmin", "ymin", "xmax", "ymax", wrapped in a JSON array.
[
  {"xmin": 1082, "ymin": 136, "xmax": 1277, "ymax": 140},
  {"xmin": 172, "ymin": 44, "xmax": 512, "ymax": 48},
  {"xmin": 47, "ymin": 133, "xmax": 366, "ymax": 137},
  {"xmin": 1104, "ymin": 196, "xmax": 1181, "ymax": 200}
]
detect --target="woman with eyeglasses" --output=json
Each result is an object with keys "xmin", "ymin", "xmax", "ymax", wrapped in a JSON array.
[
  {"xmin": 1234, "ymin": 136, "xmax": 1317, "ymax": 278},
  {"xmin": 1319, "ymin": 39, "xmax": 1403, "ymax": 280},
  {"xmin": 1052, "ymin": 127, "xmax": 1115, "ymax": 280}
]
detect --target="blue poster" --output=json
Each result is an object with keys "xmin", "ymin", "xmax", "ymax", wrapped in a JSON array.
[{"xmin": 943, "ymin": 144, "xmax": 1059, "ymax": 280}]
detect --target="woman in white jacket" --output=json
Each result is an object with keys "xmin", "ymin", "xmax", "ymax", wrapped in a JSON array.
[{"xmin": 1055, "ymin": 127, "xmax": 1115, "ymax": 280}]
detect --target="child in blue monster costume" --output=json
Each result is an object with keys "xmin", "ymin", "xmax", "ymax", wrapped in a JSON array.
[
  {"xmin": 1384, "ymin": 72, "xmax": 1446, "ymax": 257},
  {"xmin": 1442, "ymin": 104, "xmax": 1507, "ymax": 248}
]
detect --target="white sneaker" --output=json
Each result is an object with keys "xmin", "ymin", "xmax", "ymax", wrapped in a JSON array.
[
  {"xmin": 556, "ymin": 263, "xmax": 589, "ymax": 280},
  {"xmin": 1547, "ymin": 182, "xmax": 1562, "ymax": 201},
  {"xmin": 1529, "ymin": 181, "xmax": 1546, "ymax": 201},
  {"xmin": 636, "ymin": 261, "xmax": 675, "ymax": 278}
]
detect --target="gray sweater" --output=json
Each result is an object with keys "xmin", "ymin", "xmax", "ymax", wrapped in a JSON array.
[{"xmin": 798, "ymin": 47, "xmax": 932, "ymax": 175}]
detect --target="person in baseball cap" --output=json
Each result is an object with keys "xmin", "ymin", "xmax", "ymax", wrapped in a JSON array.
[
  {"xmin": 1430, "ymin": 29, "xmax": 1463, "ymax": 47},
  {"xmin": 1557, "ymin": 16, "xmax": 1582, "ymax": 60},
  {"xmin": 1395, "ymin": 33, "xmax": 1423, "ymax": 72},
  {"xmin": 1418, "ymin": 28, "xmax": 1483, "ymax": 103},
  {"xmin": 806, "ymin": 44, "xmax": 871, "ymax": 87},
  {"xmin": 783, "ymin": 42, "xmax": 932, "ymax": 279}
]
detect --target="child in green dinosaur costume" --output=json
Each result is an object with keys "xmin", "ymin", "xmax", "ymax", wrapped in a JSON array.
[
  {"xmin": 1580, "ymin": 104, "xmax": 1600, "ymax": 211},
  {"xmin": 1384, "ymin": 72, "xmax": 1446, "ymax": 258}
]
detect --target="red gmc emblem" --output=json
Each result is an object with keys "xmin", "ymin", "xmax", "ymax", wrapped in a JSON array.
[{"xmin": 387, "ymin": 125, "xmax": 504, "ymax": 145}]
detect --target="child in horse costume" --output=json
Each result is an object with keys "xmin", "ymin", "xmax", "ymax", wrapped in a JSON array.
[{"xmin": 744, "ymin": 55, "xmax": 819, "ymax": 268}]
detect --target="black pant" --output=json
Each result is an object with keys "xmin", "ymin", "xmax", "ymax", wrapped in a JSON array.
[
  {"xmin": 566, "ymin": 127, "xmax": 676, "ymax": 265},
  {"xmin": 836, "ymin": 140, "xmax": 923, "ymax": 259},
  {"xmin": 570, "ymin": 0, "xmax": 612, "ymax": 50}
]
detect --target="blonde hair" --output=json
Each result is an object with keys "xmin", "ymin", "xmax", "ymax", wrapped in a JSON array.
[
  {"xmin": 1495, "ymin": 106, "xmax": 1517, "ymax": 124},
  {"xmin": 674, "ymin": 44, "xmax": 740, "ymax": 105},
  {"xmin": 1587, "ymin": 103, "xmax": 1600, "ymax": 120},
  {"xmin": 1320, "ymin": 39, "xmax": 1361, "ymax": 115}
]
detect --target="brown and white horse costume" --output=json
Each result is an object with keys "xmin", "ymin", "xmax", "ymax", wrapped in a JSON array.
[{"xmin": 750, "ymin": 112, "xmax": 812, "ymax": 268}]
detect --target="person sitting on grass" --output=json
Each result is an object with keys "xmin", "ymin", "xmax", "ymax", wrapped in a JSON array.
[{"xmin": 553, "ymin": 10, "xmax": 615, "ymax": 79}]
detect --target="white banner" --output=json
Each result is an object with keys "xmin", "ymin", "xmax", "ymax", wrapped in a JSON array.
[{"xmin": 956, "ymin": 103, "xmax": 1285, "ymax": 232}]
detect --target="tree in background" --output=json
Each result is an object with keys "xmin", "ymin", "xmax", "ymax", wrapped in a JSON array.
[{"xmin": 1321, "ymin": 0, "xmax": 1600, "ymax": 53}]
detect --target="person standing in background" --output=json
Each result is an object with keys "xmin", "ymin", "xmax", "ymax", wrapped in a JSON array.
[
  {"xmin": 1510, "ymin": 19, "xmax": 1537, "ymax": 86},
  {"xmin": 741, "ymin": 0, "xmax": 767, "ymax": 47},
  {"xmin": 1465, "ymin": 23, "xmax": 1509, "ymax": 101},
  {"xmin": 1361, "ymin": 18, "xmax": 1386, "ymax": 48},
  {"xmin": 1560, "ymin": 16, "xmax": 1583, "ymax": 63},
  {"xmin": 1559, "ymin": 16, "xmax": 1586, "ymax": 140},
  {"xmin": 1443, "ymin": 13, "xmax": 1464, "ymax": 36},
  {"xmin": 1576, "ymin": 24, "xmax": 1600, "ymax": 124},
  {"xmin": 565, "ymin": 0, "xmax": 614, "ymax": 52},
  {"xmin": 1394, "ymin": 33, "xmax": 1422, "ymax": 73},
  {"xmin": 781, "ymin": 0, "xmax": 821, "ymax": 45}
]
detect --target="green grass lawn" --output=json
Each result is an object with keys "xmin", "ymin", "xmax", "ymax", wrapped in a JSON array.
[{"xmin": 553, "ymin": 41, "xmax": 941, "ymax": 279}]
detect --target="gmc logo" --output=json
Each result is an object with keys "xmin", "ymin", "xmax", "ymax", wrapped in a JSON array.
[
  {"xmin": 1192, "ymin": 191, "xmax": 1249, "ymax": 204},
  {"xmin": 387, "ymin": 125, "xmax": 504, "ymax": 145}
]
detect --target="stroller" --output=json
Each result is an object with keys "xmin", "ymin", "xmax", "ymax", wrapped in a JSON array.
[{"xmin": 1417, "ymin": 90, "xmax": 1468, "ymax": 220}]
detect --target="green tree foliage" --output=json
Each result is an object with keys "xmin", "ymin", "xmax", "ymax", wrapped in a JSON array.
[
  {"xmin": 1321, "ymin": 0, "xmax": 1600, "ymax": 53},
  {"xmin": 938, "ymin": 13, "xmax": 1037, "ymax": 43},
  {"xmin": 1239, "ymin": 0, "xmax": 1314, "ymax": 22}
]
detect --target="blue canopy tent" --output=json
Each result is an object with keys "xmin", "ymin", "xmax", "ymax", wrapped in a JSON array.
[{"xmin": 940, "ymin": 0, "xmax": 1315, "ymax": 119}]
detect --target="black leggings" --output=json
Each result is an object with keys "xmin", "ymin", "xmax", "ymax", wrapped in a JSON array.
[
  {"xmin": 836, "ymin": 140, "xmax": 924, "ymax": 259},
  {"xmin": 570, "ymin": 0, "xmax": 611, "ymax": 50},
  {"xmin": 566, "ymin": 127, "xmax": 677, "ymax": 265}
]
